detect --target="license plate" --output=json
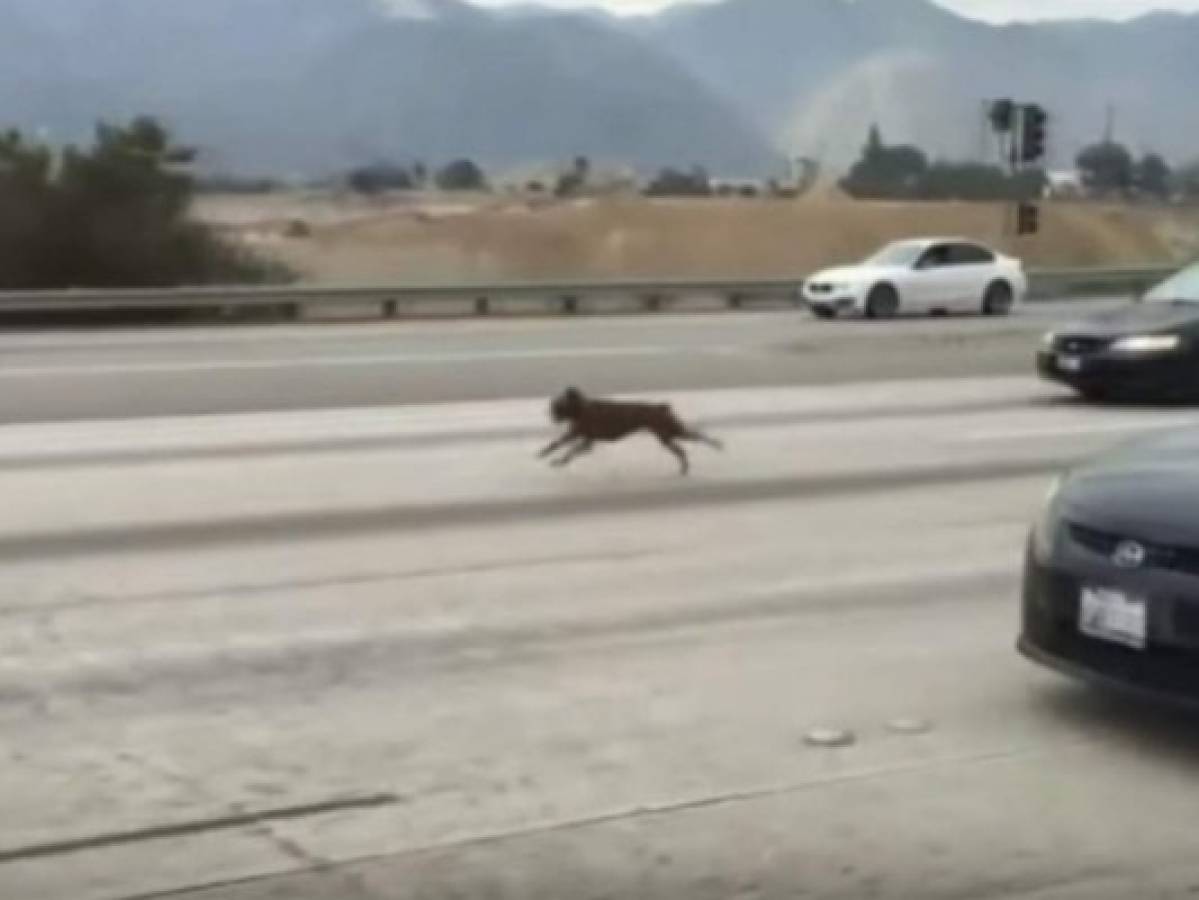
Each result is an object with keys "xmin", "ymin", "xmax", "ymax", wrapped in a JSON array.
[
  {"xmin": 1058, "ymin": 355, "xmax": 1083, "ymax": 373},
  {"xmin": 1079, "ymin": 587, "xmax": 1148, "ymax": 650}
]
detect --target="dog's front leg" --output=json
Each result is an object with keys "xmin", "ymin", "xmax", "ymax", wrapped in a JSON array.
[
  {"xmin": 538, "ymin": 429, "xmax": 578, "ymax": 460},
  {"xmin": 552, "ymin": 439, "xmax": 593, "ymax": 468}
]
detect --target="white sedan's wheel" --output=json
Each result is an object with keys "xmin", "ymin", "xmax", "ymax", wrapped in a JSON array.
[
  {"xmin": 865, "ymin": 284, "xmax": 899, "ymax": 320},
  {"xmin": 982, "ymin": 281, "xmax": 1014, "ymax": 316}
]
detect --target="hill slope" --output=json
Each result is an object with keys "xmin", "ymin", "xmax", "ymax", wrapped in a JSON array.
[
  {"xmin": 646, "ymin": 0, "xmax": 1199, "ymax": 166},
  {"xmin": 1, "ymin": 0, "xmax": 775, "ymax": 176}
]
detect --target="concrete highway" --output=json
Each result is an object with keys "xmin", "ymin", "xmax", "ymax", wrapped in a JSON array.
[
  {"xmin": 0, "ymin": 299, "xmax": 1112, "ymax": 423},
  {"xmin": 5, "ymin": 301, "xmax": 1199, "ymax": 899}
]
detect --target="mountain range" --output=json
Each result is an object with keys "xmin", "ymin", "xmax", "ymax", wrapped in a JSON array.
[{"xmin": 2, "ymin": 0, "xmax": 1198, "ymax": 177}]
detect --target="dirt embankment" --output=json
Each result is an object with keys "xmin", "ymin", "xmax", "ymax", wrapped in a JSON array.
[{"xmin": 195, "ymin": 192, "xmax": 1199, "ymax": 284}]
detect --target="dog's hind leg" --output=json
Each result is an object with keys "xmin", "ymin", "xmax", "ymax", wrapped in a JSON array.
[
  {"xmin": 657, "ymin": 436, "xmax": 689, "ymax": 476},
  {"xmin": 683, "ymin": 428, "xmax": 724, "ymax": 452}
]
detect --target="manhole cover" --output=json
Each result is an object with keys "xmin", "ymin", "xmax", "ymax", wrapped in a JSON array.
[{"xmin": 803, "ymin": 727, "xmax": 856, "ymax": 749}]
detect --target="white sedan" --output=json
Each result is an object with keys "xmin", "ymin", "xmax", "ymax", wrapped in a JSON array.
[{"xmin": 802, "ymin": 238, "xmax": 1027, "ymax": 319}]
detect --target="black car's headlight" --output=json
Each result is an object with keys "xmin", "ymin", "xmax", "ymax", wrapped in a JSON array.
[
  {"xmin": 1109, "ymin": 334, "xmax": 1182, "ymax": 354},
  {"xmin": 1031, "ymin": 477, "xmax": 1064, "ymax": 562}
]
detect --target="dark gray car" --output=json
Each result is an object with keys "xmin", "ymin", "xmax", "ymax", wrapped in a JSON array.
[
  {"xmin": 1037, "ymin": 263, "xmax": 1199, "ymax": 400},
  {"xmin": 1021, "ymin": 426, "xmax": 1199, "ymax": 705}
]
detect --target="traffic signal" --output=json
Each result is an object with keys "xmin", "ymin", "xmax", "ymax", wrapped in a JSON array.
[
  {"xmin": 989, "ymin": 99, "xmax": 1015, "ymax": 133},
  {"xmin": 1021, "ymin": 104, "xmax": 1048, "ymax": 163},
  {"xmin": 1017, "ymin": 202, "xmax": 1040, "ymax": 236}
]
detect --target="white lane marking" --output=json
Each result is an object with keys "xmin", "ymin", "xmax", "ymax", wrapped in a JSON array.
[
  {"xmin": 955, "ymin": 418, "xmax": 1197, "ymax": 442},
  {"xmin": 0, "ymin": 376, "xmax": 1050, "ymax": 457},
  {"xmin": 0, "ymin": 559, "xmax": 1016, "ymax": 678},
  {"xmin": 0, "ymin": 346, "xmax": 703, "ymax": 378},
  {"xmin": 0, "ymin": 312, "xmax": 782, "ymax": 351}
]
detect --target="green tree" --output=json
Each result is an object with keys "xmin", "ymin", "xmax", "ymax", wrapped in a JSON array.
[
  {"xmin": 643, "ymin": 166, "xmax": 712, "ymax": 197},
  {"xmin": 436, "ymin": 158, "xmax": 488, "ymax": 191},
  {"xmin": 1135, "ymin": 153, "xmax": 1172, "ymax": 200},
  {"xmin": 0, "ymin": 130, "xmax": 55, "ymax": 286},
  {"xmin": 916, "ymin": 162, "xmax": 1046, "ymax": 202},
  {"xmin": 0, "ymin": 117, "xmax": 286, "ymax": 290},
  {"xmin": 865, "ymin": 124, "xmax": 883, "ymax": 158},
  {"xmin": 1076, "ymin": 141, "xmax": 1134, "ymax": 197},
  {"xmin": 554, "ymin": 155, "xmax": 591, "ymax": 198},
  {"xmin": 1175, "ymin": 160, "xmax": 1199, "ymax": 200},
  {"xmin": 347, "ymin": 161, "xmax": 414, "ymax": 194},
  {"xmin": 840, "ymin": 125, "xmax": 929, "ymax": 199}
]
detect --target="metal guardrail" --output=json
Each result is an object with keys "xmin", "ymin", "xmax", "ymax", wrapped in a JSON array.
[
  {"xmin": 1024, "ymin": 266, "xmax": 1174, "ymax": 300},
  {"xmin": 0, "ymin": 266, "xmax": 1175, "ymax": 320}
]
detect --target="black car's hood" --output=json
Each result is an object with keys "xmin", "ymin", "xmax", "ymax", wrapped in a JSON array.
[
  {"xmin": 1063, "ymin": 427, "xmax": 1199, "ymax": 544},
  {"xmin": 1056, "ymin": 301, "xmax": 1199, "ymax": 339}
]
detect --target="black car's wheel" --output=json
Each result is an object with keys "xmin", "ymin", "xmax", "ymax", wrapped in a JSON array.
[
  {"xmin": 982, "ymin": 281, "xmax": 1014, "ymax": 316},
  {"xmin": 811, "ymin": 306, "xmax": 837, "ymax": 320},
  {"xmin": 865, "ymin": 284, "xmax": 899, "ymax": 320},
  {"xmin": 1078, "ymin": 385, "xmax": 1112, "ymax": 403}
]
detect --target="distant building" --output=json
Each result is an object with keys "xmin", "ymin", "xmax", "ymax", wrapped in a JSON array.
[
  {"xmin": 498, "ymin": 163, "xmax": 638, "ymax": 197},
  {"xmin": 1045, "ymin": 170, "xmax": 1084, "ymax": 199},
  {"xmin": 710, "ymin": 178, "xmax": 767, "ymax": 197}
]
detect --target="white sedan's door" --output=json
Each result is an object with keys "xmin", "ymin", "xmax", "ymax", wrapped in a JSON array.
[
  {"xmin": 906, "ymin": 244, "xmax": 958, "ymax": 312},
  {"xmin": 944, "ymin": 243, "xmax": 997, "ymax": 312}
]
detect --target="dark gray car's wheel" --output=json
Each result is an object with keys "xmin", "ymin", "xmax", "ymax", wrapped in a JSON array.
[
  {"xmin": 1078, "ymin": 385, "xmax": 1112, "ymax": 403},
  {"xmin": 865, "ymin": 284, "xmax": 899, "ymax": 320},
  {"xmin": 982, "ymin": 281, "xmax": 1014, "ymax": 316}
]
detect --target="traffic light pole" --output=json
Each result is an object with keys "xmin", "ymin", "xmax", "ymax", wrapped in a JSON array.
[
  {"xmin": 988, "ymin": 98, "xmax": 1046, "ymax": 237},
  {"xmin": 1006, "ymin": 107, "xmax": 1022, "ymax": 238}
]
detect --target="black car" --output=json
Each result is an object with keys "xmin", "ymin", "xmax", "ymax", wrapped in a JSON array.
[
  {"xmin": 1037, "ymin": 262, "xmax": 1199, "ymax": 400},
  {"xmin": 1020, "ymin": 426, "xmax": 1199, "ymax": 706}
]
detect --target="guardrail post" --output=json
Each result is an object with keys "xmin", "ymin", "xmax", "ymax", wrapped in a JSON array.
[
  {"xmin": 727, "ymin": 292, "xmax": 743, "ymax": 310},
  {"xmin": 475, "ymin": 296, "xmax": 490, "ymax": 316},
  {"xmin": 383, "ymin": 299, "xmax": 398, "ymax": 319},
  {"xmin": 642, "ymin": 293, "xmax": 664, "ymax": 312},
  {"xmin": 561, "ymin": 295, "xmax": 579, "ymax": 315}
]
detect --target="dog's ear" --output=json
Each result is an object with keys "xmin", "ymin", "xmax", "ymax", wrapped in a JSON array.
[{"xmin": 564, "ymin": 387, "xmax": 583, "ymax": 405}]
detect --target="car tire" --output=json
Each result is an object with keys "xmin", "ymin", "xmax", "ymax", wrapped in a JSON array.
[
  {"xmin": 865, "ymin": 284, "xmax": 899, "ymax": 320},
  {"xmin": 1078, "ymin": 386, "xmax": 1111, "ymax": 403},
  {"xmin": 982, "ymin": 281, "xmax": 1014, "ymax": 316},
  {"xmin": 811, "ymin": 306, "xmax": 837, "ymax": 320}
]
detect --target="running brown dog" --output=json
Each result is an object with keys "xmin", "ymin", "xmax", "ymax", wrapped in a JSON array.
[{"xmin": 538, "ymin": 387, "xmax": 723, "ymax": 475}]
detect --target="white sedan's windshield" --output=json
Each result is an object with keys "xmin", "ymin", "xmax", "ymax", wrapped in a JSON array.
[
  {"xmin": 864, "ymin": 242, "xmax": 928, "ymax": 268},
  {"xmin": 1144, "ymin": 263, "xmax": 1199, "ymax": 304}
]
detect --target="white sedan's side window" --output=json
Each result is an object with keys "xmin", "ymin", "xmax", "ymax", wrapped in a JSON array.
[
  {"xmin": 949, "ymin": 244, "xmax": 995, "ymax": 265},
  {"xmin": 917, "ymin": 245, "xmax": 952, "ymax": 269}
]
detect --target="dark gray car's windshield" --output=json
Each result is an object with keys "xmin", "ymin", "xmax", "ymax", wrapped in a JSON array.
[
  {"xmin": 863, "ymin": 242, "xmax": 927, "ymax": 268},
  {"xmin": 1144, "ymin": 264, "xmax": 1199, "ymax": 303}
]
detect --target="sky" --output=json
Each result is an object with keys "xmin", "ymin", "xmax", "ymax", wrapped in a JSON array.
[{"xmin": 472, "ymin": 0, "xmax": 1199, "ymax": 20}]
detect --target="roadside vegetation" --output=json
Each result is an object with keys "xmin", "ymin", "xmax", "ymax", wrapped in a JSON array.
[
  {"xmin": 0, "ymin": 117, "xmax": 290, "ymax": 290},
  {"xmin": 840, "ymin": 124, "xmax": 1197, "ymax": 204}
]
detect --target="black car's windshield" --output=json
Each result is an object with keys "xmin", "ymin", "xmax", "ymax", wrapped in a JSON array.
[
  {"xmin": 1144, "ymin": 263, "xmax": 1199, "ymax": 303},
  {"xmin": 863, "ymin": 242, "xmax": 928, "ymax": 268}
]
